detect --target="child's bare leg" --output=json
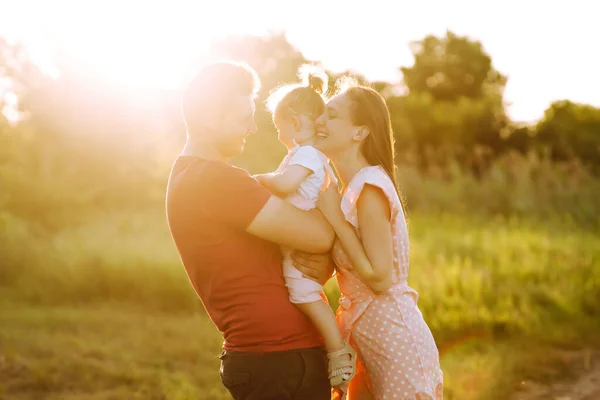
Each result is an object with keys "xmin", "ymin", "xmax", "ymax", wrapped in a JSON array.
[
  {"xmin": 296, "ymin": 300, "xmax": 355, "ymax": 387},
  {"xmin": 296, "ymin": 300, "xmax": 344, "ymax": 353}
]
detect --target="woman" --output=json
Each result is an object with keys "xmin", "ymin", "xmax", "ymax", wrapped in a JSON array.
[{"xmin": 314, "ymin": 77, "xmax": 443, "ymax": 400}]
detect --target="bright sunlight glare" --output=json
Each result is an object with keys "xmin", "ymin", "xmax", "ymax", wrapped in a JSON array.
[
  {"xmin": 52, "ymin": 1, "xmax": 263, "ymax": 89},
  {"xmin": 2, "ymin": 0, "xmax": 600, "ymax": 122},
  {"xmin": 2, "ymin": 0, "xmax": 283, "ymax": 90}
]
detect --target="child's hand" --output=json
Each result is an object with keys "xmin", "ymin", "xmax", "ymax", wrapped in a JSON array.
[
  {"xmin": 317, "ymin": 185, "xmax": 343, "ymax": 221},
  {"xmin": 253, "ymin": 173, "xmax": 269, "ymax": 185}
]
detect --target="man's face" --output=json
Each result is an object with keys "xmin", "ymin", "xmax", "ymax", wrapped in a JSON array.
[{"xmin": 210, "ymin": 95, "xmax": 257, "ymax": 159}]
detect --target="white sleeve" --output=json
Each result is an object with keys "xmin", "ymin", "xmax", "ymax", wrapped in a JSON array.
[{"xmin": 288, "ymin": 146, "xmax": 324, "ymax": 175}]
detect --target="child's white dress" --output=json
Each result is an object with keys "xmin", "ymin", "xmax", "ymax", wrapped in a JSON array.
[{"xmin": 276, "ymin": 144, "xmax": 336, "ymax": 304}]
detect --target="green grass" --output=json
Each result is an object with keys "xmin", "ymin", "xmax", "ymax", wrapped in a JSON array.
[
  {"xmin": 1, "ymin": 209, "xmax": 599, "ymax": 399},
  {"xmin": 406, "ymin": 214, "xmax": 600, "ymax": 343},
  {"xmin": 0, "ymin": 302, "xmax": 228, "ymax": 400}
]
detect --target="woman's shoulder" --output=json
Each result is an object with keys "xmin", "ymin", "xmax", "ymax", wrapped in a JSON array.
[
  {"xmin": 342, "ymin": 166, "xmax": 400, "ymax": 227},
  {"xmin": 348, "ymin": 166, "xmax": 395, "ymax": 193}
]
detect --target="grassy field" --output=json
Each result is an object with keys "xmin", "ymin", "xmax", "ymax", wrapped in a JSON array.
[{"xmin": 1, "ymin": 209, "xmax": 599, "ymax": 400}]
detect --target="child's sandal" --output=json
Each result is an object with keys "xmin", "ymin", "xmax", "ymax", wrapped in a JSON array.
[{"xmin": 327, "ymin": 342, "xmax": 357, "ymax": 388}]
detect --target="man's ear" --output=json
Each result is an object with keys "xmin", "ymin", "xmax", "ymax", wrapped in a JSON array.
[{"xmin": 353, "ymin": 126, "xmax": 370, "ymax": 142}]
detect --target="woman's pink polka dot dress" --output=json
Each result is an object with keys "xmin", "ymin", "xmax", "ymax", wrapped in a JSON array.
[{"xmin": 333, "ymin": 166, "xmax": 443, "ymax": 400}]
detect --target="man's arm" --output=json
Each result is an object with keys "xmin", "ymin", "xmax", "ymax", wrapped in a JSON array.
[
  {"xmin": 200, "ymin": 162, "xmax": 334, "ymax": 254},
  {"xmin": 246, "ymin": 196, "xmax": 335, "ymax": 254},
  {"xmin": 248, "ymin": 146, "xmax": 334, "ymax": 252}
]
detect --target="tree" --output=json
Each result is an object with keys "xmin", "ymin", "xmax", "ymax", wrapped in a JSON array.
[
  {"xmin": 210, "ymin": 32, "xmax": 308, "ymax": 98},
  {"xmin": 401, "ymin": 31, "xmax": 506, "ymax": 101},
  {"xmin": 535, "ymin": 100, "xmax": 600, "ymax": 168},
  {"xmin": 0, "ymin": 37, "xmax": 41, "ymax": 129},
  {"xmin": 391, "ymin": 31, "xmax": 510, "ymax": 172},
  {"xmin": 390, "ymin": 92, "xmax": 507, "ymax": 170}
]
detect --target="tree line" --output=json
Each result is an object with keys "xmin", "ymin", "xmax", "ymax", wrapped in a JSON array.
[{"xmin": 1, "ymin": 31, "xmax": 599, "ymax": 223}]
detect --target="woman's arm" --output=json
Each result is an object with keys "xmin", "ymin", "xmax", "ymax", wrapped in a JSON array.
[{"xmin": 318, "ymin": 185, "xmax": 393, "ymax": 294}]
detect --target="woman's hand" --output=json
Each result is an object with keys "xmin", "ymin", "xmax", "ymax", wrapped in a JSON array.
[{"xmin": 317, "ymin": 185, "xmax": 343, "ymax": 221}]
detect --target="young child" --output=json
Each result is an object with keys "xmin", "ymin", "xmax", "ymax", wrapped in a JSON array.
[{"xmin": 254, "ymin": 65, "xmax": 356, "ymax": 389}]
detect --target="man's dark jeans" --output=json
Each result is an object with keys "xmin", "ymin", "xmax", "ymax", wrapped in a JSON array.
[{"xmin": 218, "ymin": 346, "xmax": 330, "ymax": 400}]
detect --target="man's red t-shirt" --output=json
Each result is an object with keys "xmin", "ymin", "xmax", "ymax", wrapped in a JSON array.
[{"xmin": 166, "ymin": 156, "xmax": 322, "ymax": 352}]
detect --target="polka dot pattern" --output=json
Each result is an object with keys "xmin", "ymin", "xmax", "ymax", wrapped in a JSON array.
[{"xmin": 333, "ymin": 166, "xmax": 444, "ymax": 400}]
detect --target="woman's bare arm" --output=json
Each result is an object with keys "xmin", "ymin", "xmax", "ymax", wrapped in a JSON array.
[{"xmin": 319, "ymin": 185, "xmax": 393, "ymax": 294}]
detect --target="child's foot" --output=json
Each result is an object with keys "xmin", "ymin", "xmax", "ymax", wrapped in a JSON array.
[
  {"xmin": 332, "ymin": 385, "xmax": 347, "ymax": 400},
  {"xmin": 327, "ymin": 342, "xmax": 357, "ymax": 388}
]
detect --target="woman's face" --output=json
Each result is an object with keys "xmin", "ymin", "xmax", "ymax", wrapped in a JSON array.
[{"xmin": 314, "ymin": 92, "xmax": 359, "ymax": 157}]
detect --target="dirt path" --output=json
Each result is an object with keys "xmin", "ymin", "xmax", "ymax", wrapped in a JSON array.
[{"xmin": 512, "ymin": 349, "xmax": 600, "ymax": 400}]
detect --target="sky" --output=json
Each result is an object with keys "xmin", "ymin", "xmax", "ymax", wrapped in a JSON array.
[{"xmin": 1, "ymin": 0, "xmax": 598, "ymax": 123}]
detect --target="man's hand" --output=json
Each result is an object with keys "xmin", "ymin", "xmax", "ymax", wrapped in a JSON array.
[{"xmin": 291, "ymin": 250, "xmax": 335, "ymax": 286}]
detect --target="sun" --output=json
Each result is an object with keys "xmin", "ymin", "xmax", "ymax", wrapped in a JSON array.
[
  {"xmin": 50, "ymin": 3, "xmax": 227, "ymax": 90},
  {"xmin": 3, "ymin": 1, "xmax": 257, "ymax": 91},
  {"xmin": 3, "ymin": 1, "xmax": 292, "ymax": 93}
]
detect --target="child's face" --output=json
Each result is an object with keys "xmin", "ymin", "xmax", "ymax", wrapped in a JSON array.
[{"xmin": 274, "ymin": 113, "xmax": 316, "ymax": 149}]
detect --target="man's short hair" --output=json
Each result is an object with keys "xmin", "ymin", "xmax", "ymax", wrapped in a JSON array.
[{"xmin": 181, "ymin": 61, "xmax": 260, "ymax": 129}]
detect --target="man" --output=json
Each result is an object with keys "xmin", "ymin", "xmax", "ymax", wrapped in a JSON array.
[{"xmin": 166, "ymin": 61, "xmax": 335, "ymax": 400}]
